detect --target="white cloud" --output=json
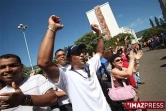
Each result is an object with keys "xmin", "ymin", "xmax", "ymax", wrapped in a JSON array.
[
  {"xmin": 158, "ymin": 14, "xmax": 163, "ymax": 18},
  {"xmin": 124, "ymin": 18, "xmax": 147, "ymax": 28},
  {"xmin": 150, "ymin": 14, "xmax": 163, "ymax": 19},
  {"xmin": 130, "ymin": 22, "xmax": 136, "ymax": 27},
  {"xmin": 118, "ymin": 14, "xmax": 123, "ymax": 18},
  {"xmin": 150, "ymin": 16, "xmax": 153, "ymax": 19},
  {"xmin": 123, "ymin": 14, "xmax": 164, "ymax": 29},
  {"xmin": 136, "ymin": 18, "xmax": 140, "ymax": 22}
]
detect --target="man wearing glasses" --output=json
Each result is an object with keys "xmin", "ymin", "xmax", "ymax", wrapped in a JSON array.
[
  {"xmin": 52, "ymin": 49, "xmax": 72, "ymax": 111},
  {"xmin": 37, "ymin": 15, "xmax": 111, "ymax": 111}
]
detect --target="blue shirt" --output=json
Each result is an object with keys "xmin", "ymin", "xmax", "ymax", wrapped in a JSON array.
[{"xmin": 100, "ymin": 57, "xmax": 108, "ymax": 74}]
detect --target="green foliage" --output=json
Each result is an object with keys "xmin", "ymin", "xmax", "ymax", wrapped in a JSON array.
[
  {"xmin": 36, "ymin": 68, "xmax": 42, "ymax": 74},
  {"xmin": 154, "ymin": 17, "xmax": 160, "ymax": 27},
  {"xmin": 137, "ymin": 17, "xmax": 165, "ymax": 39},
  {"xmin": 105, "ymin": 33, "xmax": 134, "ymax": 49},
  {"xmin": 74, "ymin": 31, "xmax": 98, "ymax": 55},
  {"xmin": 142, "ymin": 27, "xmax": 166, "ymax": 41},
  {"xmin": 136, "ymin": 29, "xmax": 148, "ymax": 38},
  {"xmin": 74, "ymin": 32, "xmax": 134, "ymax": 55},
  {"xmin": 22, "ymin": 66, "xmax": 30, "ymax": 77},
  {"xmin": 149, "ymin": 18, "xmax": 155, "ymax": 28},
  {"xmin": 159, "ymin": 18, "xmax": 166, "ymax": 28},
  {"xmin": 141, "ymin": 17, "xmax": 166, "ymax": 41},
  {"xmin": 63, "ymin": 46, "xmax": 70, "ymax": 52}
]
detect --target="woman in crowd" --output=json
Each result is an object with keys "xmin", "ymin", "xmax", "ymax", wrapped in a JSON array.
[
  {"xmin": 109, "ymin": 50, "xmax": 143, "ymax": 111},
  {"xmin": 116, "ymin": 37, "xmax": 138, "ymax": 88}
]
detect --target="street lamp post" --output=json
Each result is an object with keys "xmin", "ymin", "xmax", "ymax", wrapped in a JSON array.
[{"xmin": 18, "ymin": 24, "xmax": 34, "ymax": 72}]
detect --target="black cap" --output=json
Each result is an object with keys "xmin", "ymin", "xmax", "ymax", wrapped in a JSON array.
[{"xmin": 66, "ymin": 44, "xmax": 86, "ymax": 58}]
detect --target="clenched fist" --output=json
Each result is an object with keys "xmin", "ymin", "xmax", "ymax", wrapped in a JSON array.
[
  {"xmin": 91, "ymin": 24, "xmax": 101, "ymax": 35},
  {"xmin": 48, "ymin": 15, "xmax": 64, "ymax": 31}
]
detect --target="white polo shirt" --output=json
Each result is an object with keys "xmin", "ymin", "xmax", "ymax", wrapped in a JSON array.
[
  {"xmin": 0, "ymin": 74, "xmax": 52, "ymax": 111},
  {"xmin": 49, "ymin": 54, "xmax": 111, "ymax": 111},
  {"xmin": 57, "ymin": 64, "xmax": 71, "ymax": 106}
]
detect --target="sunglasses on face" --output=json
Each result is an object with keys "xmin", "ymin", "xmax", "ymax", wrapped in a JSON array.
[{"xmin": 115, "ymin": 58, "xmax": 123, "ymax": 62}]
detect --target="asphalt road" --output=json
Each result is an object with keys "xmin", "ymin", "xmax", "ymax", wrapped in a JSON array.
[{"xmin": 137, "ymin": 47, "xmax": 166, "ymax": 111}]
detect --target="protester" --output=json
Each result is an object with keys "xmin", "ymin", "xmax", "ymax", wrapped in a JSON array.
[
  {"xmin": 133, "ymin": 62, "xmax": 145, "ymax": 85},
  {"xmin": 37, "ymin": 15, "xmax": 111, "ymax": 111},
  {"xmin": 98, "ymin": 49, "xmax": 113, "ymax": 105},
  {"xmin": 109, "ymin": 50, "xmax": 143, "ymax": 110},
  {"xmin": 53, "ymin": 49, "xmax": 72, "ymax": 111},
  {"xmin": 0, "ymin": 54, "xmax": 57, "ymax": 110}
]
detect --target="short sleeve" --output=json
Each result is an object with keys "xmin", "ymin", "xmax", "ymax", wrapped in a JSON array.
[
  {"xmin": 48, "ymin": 68, "xmax": 68, "ymax": 93},
  {"xmin": 37, "ymin": 75, "xmax": 53, "ymax": 94},
  {"xmin": 87, "ymin": 54, "xmax": 101, "ymax": 72}
]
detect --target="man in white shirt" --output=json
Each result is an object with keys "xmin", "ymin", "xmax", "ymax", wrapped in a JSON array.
[
  {"xmin": 37, "ymin": 15, "xmax": 111, "ymax": 111},
  {"xmin": 52, "ymin": 49, "xmax": 72, "ymax": 111},
  {"xmin": 0, "ymin": 54, "xmax": 57, "ymax": 111},
  {"xmin": 54, "ymin": 49, "xmax": 71, "ymax": 71}
]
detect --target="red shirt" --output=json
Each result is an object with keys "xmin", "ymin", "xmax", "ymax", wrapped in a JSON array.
[
  {"xmin": 121, "ymin": 53, "xmax": 137, "ymax": 87},
  {"xmin": 121, "ymin": 53, "xmax": 129, "ymax": 68}
]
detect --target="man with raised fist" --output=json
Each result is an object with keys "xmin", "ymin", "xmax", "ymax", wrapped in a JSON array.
[{"xmin": 37, "ymin": 15, "xmax": 111, "ymax": 111}]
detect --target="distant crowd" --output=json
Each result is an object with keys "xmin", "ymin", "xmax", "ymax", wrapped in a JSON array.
[{"xmin": 145, "ymin": 32, "xmax": 166, "ymax": 50}]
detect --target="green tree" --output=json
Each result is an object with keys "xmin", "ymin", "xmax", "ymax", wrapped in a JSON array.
[
  {"xmin": 22, "ymin": 65, "xmax": 30, "ymax": 77},
  {"xmin": 74, "ymin": 32, "xmax": 134, "ymax": 55},
  {"xmin": 159, "ymin": 18, "xmax": 165, "ymax": 27},
  {"xmin": 105, "ymin": 33, "xmax": 134, "ymax": 49},
  {"xmin": 63, "ymin": 46, "xmax": 70, "ymax": 52},
  {"xmin": 142, "ymin": 27, "xmax": 166, "ymax": 41},
  {"xmin": 74, "ymin": 32, "xmax": 99, "ymax": 55},
  {"xmin": 154, "ymin": 17, "xmax": 160, "ymax": 27},
  {"xmin": 149, "ymin": 18, "xmax": 155, "ymax": 28}
]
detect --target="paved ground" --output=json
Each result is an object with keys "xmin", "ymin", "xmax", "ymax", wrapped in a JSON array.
[{"xmin": 137, "ymin": 47, "xmax": 166, "ymax": 111}]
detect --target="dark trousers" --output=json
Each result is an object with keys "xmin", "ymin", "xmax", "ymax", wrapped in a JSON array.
[{"xmin": 59, "ymin": 103, "xmax": 72, "ymax": 111}]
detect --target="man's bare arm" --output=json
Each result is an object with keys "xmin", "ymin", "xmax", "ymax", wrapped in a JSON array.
[
  {"xmin": 91, "ymin": 24, "xmax": 103, "ymax": 57},
  {"xmin": 37, "ymin": 15, "xmax": 64, "ymax": 82},
  {"xmin": 55, "ymin": 91, "xmax": 67, "ymax": 97},
  {"xmin": 0, "ymin": 83, "xmax": 57, "ymax": 109}
]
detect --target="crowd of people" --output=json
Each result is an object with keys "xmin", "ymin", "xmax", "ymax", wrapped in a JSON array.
[
  {"xmin": 0, "ymin": 15, "xmax": 147, "ymax": 111},
  {"xmin": 146, "ymin": 32, "xmax": 166, "ymax": 50}
]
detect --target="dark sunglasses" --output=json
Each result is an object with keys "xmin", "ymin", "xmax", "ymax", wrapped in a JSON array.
[{"xmin": 115, "ymin": 59, "xmax": 123, "ymax": 62}]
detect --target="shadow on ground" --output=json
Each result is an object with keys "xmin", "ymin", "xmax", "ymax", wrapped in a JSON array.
[
  {"xmin": 160, "ymin": 64, "xmax": 166, "ymax": 67},
  {"xmin": 160, "ymin": 56, "xmax": 166, "ymax": 60}
]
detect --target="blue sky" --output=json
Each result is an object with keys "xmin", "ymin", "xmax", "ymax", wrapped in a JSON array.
[{"xmin": 0, "ymin": 0, "xmax": 162, "ymax": 67}]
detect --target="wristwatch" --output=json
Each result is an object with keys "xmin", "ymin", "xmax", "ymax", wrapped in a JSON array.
[{"xmin": 21, "ymin": 95, "xmax": 32, "ymax": 106}]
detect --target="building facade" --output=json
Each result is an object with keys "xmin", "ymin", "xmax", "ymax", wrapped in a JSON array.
[
  {"xmin": 119, "ymin": 27, "xmax": 139, "ymax": 44},
  {"xmin": 86, "ymin": 2, "xmax": 138, "ymax": 43},
  {"xmin": 86, "ymin": 2, "xmax": 120, "ymax": 40}
]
